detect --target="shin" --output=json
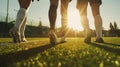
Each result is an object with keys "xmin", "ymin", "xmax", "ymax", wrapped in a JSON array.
[{"xmin": 94, "ymin": 15, "xmax": 103, "ymax": 39}]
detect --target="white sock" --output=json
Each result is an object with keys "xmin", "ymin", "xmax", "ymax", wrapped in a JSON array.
[
  {"xmin": 94, "ymin": 15, "xmax": 103, "ymax": 39},
  {"xmin": 20, "ymin": 17, "xmax": 27, "ymax": 41},
  {"xmin": 14, "ymin": 8, "xmax": 27, "ymax": 32}
]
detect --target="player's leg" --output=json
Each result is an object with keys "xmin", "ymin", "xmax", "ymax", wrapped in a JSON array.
[
  {"xmin": 77, "ymin": 0, "xmax": 91, "ymax": 43},
  {"xmin": 60, "ymin": 0, "xmax": 70, "ymax": 43},
  {"xmin": 49, "ymin": 0, "xmax": 59, "ymax": 44},
  {"xmin": 9, "ymin": 0, "xmax": 32, "ymax": 43},
  {"xmin": 90, "ymin": 0, "xmax": 104, "ymax": 43},
  {"xmin": 19, "ymin": 0, "xmax": 32, "ymax": 42},
  {"xmin": 20, "ymin": 17, "xmax": 27, "ymax": 42}
]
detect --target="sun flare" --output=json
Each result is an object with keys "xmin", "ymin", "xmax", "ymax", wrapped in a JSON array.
[
  {"xmin": 68, "ymin": 10, "xmax": 83, "ymax": 31},
  {"xmin": 67, "ymin": 4, "xmax": 95, "ymax": 31}
]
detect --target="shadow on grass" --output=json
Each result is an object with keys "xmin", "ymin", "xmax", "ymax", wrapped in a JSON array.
[
  {"xmin": 103, "ymin": 42, "xmax": 120, "ymax": 47},
  {"xmin": 89, "ymin": 42, "xmax": 120, "ymax": 55},
  {"xmin": 0, "ymin": 42, "xmax": 62, "ymax": 66}
]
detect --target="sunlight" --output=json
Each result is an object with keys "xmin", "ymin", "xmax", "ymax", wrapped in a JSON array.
[
  {"xmin": 68, "ymin": 9, "xmax": 83, "ymax": 31},
  {"xmin": 56, "ymin": 1, "xmax": 95, "ymax": 31},
  {"xmin": 67, "ymin": 4, "xmax": 95, "ymax": 31}
]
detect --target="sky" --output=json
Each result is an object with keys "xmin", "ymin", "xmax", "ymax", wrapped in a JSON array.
[{"xmin": 0, "ymin": 0, "xmax": 120, "ymax": 31}]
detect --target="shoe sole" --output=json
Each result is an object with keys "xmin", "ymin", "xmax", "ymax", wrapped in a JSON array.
[{"xmin": 95, "ymin": 41, "xmax": 104, "ymax": 43}]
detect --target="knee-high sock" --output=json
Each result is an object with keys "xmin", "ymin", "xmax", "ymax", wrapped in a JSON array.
[
  {"xmin": 14, "ymin": 8, "xmax": 27, "ymax": 32},
  {"xmin": 20, "ymin": 16, "xmax": 27, "ymax": 41},
  {"xmin": 94, "ymin": 15, "xmax": 103, "ymax": 39},
  {"xmin": 49, "ymin": 5, "xmax": 57, "ymax": 30},
  {"xmin": 81, "ymin": 15, "xmax": 90, "ymax": 38}
]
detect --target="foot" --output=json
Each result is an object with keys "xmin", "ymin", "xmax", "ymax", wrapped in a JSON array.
[
  {"xmin": 9, "ymin": 27, "xmax": 21, "ymax": 43},
  {"xmin": 21, "ymin": 38, "xmax": 27, "ymax": 42},
  {"xmin": 49, "ymin": 30, "xmax": 57, "ymax": 45},
  {"xmin": 95, "ymin": 38, "xmax": 104, "ymax": 43},
  {"xmin": 60, "ymin": 36, "xmax": 66, "ymax": 43},
  {"xmin": 84, "ymin": 29, "xmax": 92, "ymax": 43},
  {"xmin": 84, "ymin": 35, "xmax": 91, "ymax": 43},
  {"xmin": 21, "ymin": 36, "xmax": 27, "ymax": 42}
]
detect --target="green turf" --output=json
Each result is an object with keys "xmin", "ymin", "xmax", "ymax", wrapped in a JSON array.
[{"xmin": 0, "ymin": 37, "xmax": 120, "ymax": 67}]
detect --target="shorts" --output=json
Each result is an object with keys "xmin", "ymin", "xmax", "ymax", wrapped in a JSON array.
[
  {"xmin": 76, "ymin": 0, "xmax": 102, "ymax": 9},
  {"xmin": 50, "ymin": 0, "xmax": 71, "ymax": 6},
  {"xmin": 19, "ymin": 0, "xmax": 32, "ymax": 9}
]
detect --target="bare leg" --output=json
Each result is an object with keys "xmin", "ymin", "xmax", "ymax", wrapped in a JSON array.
[
  {"xmin": 91, "ymin": 3, "xmax": 104, "ymax": 43},
  {"xmin": 49, "ymin": 0, "xmax": 58, "ymax": 44},
  {"xmin": 9, "ymin": 0, "xmax": 31, "ymax": 43},
  {"xmin": 77, "ymin": 2, "xmax": 91, "ymax": 43},
  {"xmin": 60, "ymin": 0, "xmax": 70, "ymax": 42},
  {"xmin": 49, "ymin": 6, "xmax": 58, "ymax": 30}
]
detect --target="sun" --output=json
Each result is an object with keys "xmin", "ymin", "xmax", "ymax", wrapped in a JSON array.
[
  {"xmin": 67, "ymin": 3, "xmax": 95, "ymax": 31},
  {"xmin": 68, "ymin": 10, "xmax": 83, "ymax": 31}
]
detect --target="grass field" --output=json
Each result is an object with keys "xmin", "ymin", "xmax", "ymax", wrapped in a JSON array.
[{"xmin": 0, "ymin": 37, "xmax": 120, "ymax": 67}]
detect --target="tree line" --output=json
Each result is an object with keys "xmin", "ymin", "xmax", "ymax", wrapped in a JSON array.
[{"xmin": 0, "ymin": 21, "xmax": 120, "ymax": 37}]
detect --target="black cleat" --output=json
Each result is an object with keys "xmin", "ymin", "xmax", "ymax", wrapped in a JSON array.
[
  {"xmin": 9, "ymin": 27, "xmax": 21, "ymax": 43},
  {"xmin": 95, "ymin": 38, "xmax": 104, "ymax": 43},
  {"xmin": 84, "ymin": 29, "xmax": 92, "ymax": 43},
  {"xmin": 84, "ymin": 36, "xmax": 91, "ymax": 43}
]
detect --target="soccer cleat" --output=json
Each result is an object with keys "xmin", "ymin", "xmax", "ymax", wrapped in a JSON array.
[
  {"xmin": 60, "ymin": 36, "xmax": 66, "ymax": 43},
  {"xmin": 84, "ymin": 35, "xmax": 91, "ymax": 43},
  {"xmin": 21, "ymin": 38, "xmax": 27, "ymax": 42},
  {"xmin": 49, "ymin": 30, "xmax": 57, "ymax": 45},
  {"xmin": 9, "ymin": 27, "xmax": 21, "ymax": 43},
  {"xmin": 84, "ymin": 29, "xmax": 92, "ymax": 43},
  {"xmin": 21, "ymin": 36, "xmax": 27, "ymax": 42},
  {"xmin": 95, "ymin": 38, "xmax": 104, "ymax": 43}
]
